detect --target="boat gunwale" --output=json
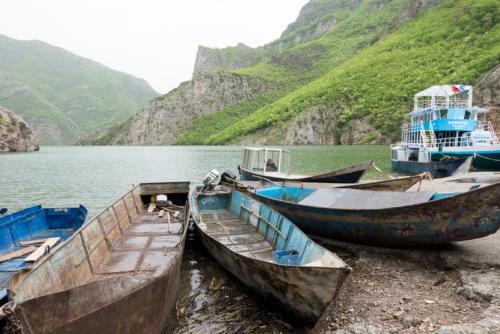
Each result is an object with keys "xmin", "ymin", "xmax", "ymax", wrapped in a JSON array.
[
  {"xmin": 239, "ymin": 160, "xmax": 373, "ymax": 182},
  {"xmin": 191, "ymin": 189, "xmax": 351, "ymax": 271},
  {"xmin": 252, "ymin": 181, "xmax": 500, "ymax": 213}
]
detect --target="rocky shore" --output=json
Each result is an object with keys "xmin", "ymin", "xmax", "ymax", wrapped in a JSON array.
[{"xmin": 0, "ymin": 106, "xmax": 39, "ymax": 152}]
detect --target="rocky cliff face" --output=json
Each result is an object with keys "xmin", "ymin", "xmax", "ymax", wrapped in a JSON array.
[
  {"xmin": 108, "ymin": 72, "xmax": 277, "ymax": 145},
  {"xmin": 474, "ymin": 64, "xmax": 500, "ymax": 132},
  {"xmin": 0, "ymin": 106, "xmax": 39, "ymax": 152},
  {"xmin": 193, "ymin": 44, "xmax": 262, "ymax": 74}
]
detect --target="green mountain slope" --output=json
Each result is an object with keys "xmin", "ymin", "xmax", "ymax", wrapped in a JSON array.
[
  {"xmin": 0, "ymin": 35, "xmax": 158, "ymax": 144},
  {"xmin": 176, "ymin": 0, "xmax": 412, "ymax": 144},
  {"xmin": 205, "ymin": 0, "xmax": 500, "ymax": 144}
]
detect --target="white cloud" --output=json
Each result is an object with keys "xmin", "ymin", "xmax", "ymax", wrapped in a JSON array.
[{"xmin": 0, "ymin": 0, "xmax": 308, "ymax": 93}]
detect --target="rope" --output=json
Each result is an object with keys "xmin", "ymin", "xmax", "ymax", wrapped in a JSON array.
[
  {"xmin": 2, "ymin": 302, "xmax": 24, "ymax": 334},
  {"xmin": 473, "ymin": 153, "xmax": 500, "ymax": 162},
  {"xmin": 371, "ymin": 162, "xmax": 396, "ymax": 179},
  {"xmin": 426, "ymin": 172, "xmax": 438, "ymax": 193}
]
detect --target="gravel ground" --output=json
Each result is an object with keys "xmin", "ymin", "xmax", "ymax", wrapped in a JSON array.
[
  {"xmin": 312, "ymin": 243, "xmax": 488, "ymax": 334},
  {"xmin": 164, "ymin": 230, "xmax": 499, "ymax": 334}
]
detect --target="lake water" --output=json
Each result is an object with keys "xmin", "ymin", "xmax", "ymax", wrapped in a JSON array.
[{"xmin": 0, "ymin": 145, "xmax": 397, "ymax": 217}]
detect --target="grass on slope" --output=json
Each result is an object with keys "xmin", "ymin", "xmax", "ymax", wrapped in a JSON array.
[
  {"xmin": 0, "ymin": 35, "xmax": 157, "ymax": 144},
  {"xmin": 178, "ymin": 0, "xmax": 411, "ymax": 145},
  {"xmin": 174, "ymin": 90, "xmax": 290, "ymax": 145},
  {"xmin": 206, "ymin": 0, "xmax": 500, "ymax": 144}
]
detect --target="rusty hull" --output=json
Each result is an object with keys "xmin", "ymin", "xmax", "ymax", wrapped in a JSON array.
[
  {"xmin": 250, "ymin": 182, "xmax": 500, "ymax": 246},
  {"xmin": 232, "ymin": 175, "xmax": 423, "ymax": 193},
  {"xmin": 3, "ymin": 182, "xmax": 190, "ymax": 334},
  {"xmin": 240, "ymin": 161, "xmax": 373, "ymax": 183}
]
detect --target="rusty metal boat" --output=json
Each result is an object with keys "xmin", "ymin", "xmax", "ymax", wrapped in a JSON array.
[
  {"xmin": 189, "ymin": 185, "xmax": 351, "ymax": 324},
  {"xmin": 238, "ymin": 147, "xmax": 372, "ymax": 183},
  {"xmin": 249, "ymin": 183, "xmax": 500, "ymax": 246},
  {"xmin": 226, "ymin": 174, "xmax": 424, "ymax": 193},
  {"xmin": 0, "ymin": 182, "xmax": 189, "ymax": 334}
]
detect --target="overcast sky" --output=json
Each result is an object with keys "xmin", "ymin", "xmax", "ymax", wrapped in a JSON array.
[{"xmin": 0, "ymin": 0, "xmax": 309, "ymax": 94}]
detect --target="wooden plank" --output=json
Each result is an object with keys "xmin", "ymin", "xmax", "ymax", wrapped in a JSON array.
[
  {"xmin": 158, "ymin": 210, "xmax": 165, "ymax": 218},
  {"xmin": 24, "ymin": 237, "xmax": 60, "ymax": 262},
  {"xmin": 0, "ymin": 246, "xmax": 37, "ymax": 263},
  {"xmin": 18, "ymin": 238, "xmax": 49, "ymax": 246},
  {"xmin": 147, "ymin": 203, "xmax": 156, "ymax": 213}
]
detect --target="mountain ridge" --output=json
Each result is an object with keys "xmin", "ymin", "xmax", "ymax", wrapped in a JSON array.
[{"xmin": 0, "ymin": 34, "xmax": 158, "ymax": 144}]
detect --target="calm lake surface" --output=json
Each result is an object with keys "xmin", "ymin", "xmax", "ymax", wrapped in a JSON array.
[{"xmin": 1, "ymin": 145, "xmax": 398, "ymax": 216}]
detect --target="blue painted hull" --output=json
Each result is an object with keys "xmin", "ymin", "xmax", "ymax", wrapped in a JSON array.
[
  {"xmin": 391, "ymin": 157, "xmax": 467, "ymax": 178},
  {"xmin": 0, "ymin": 205, "xmax": 87, "ymax": 290},
  {"xmin": 250, "ymin": 184, "xmax": 500, "ymax": 246},
  {"xmin": 431, "ymin": 152, "xmax": 500, "ymax": 170}
]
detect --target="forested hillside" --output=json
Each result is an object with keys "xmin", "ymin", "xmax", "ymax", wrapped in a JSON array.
[{"xmin": 0, "ymin": 35, "xmax": 158, "ymax": 144}]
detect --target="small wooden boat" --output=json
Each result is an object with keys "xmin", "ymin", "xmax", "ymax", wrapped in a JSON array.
[
  {"xmin": 189, "ymin": 186, "xmax": 351, "ymax": 324},
  {"xmin": 0, "ymin": 182, "xmax": 190, "ymax": 334},
  {"xmin": 0, "ymin": 205, "xmax": 87, "ymax": 294},
  {"xmin": 248, "ymin": 183, "xmax": 500, "ymax": 246},
  {"xmin": 238, "ymin": 147, "xmax": 372, "ymax": 183}
]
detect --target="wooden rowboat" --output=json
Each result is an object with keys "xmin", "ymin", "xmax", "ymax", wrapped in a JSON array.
[
  {"xmin": 0, "ymin": 182, "xmax": 190, "ymax": 334},
  {"xmin": 239, "ymin": 147, "xmax": 372, "ymax": 183},
  {"xmin": 0, "ymin": 205, "xmax": 87, "ymax": 294},
  {"xmin": 249, "ymin": 183, "xmax": 500, "ymax": 246},
  {"xmin": 189, "ymin": 186, "xmax": 351, "ymax": 324}
]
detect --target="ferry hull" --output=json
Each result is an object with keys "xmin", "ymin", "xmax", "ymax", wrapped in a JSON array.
[
  {"xmin": 431, "ymin": 151, "xmax": 500, "ymax": 170},
  {"xmin": 391, "ymin": 158, "xmax": 468, "ymax": 178}
]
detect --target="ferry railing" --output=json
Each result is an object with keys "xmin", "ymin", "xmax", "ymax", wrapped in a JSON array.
[{"xmin": 415, "ymin": 101, "xmax": 468, "ymax": 112}]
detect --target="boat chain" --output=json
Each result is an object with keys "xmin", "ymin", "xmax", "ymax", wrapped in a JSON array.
[{"xmin": 2, "ymin": 302, "xmax": 24, "ymax": 334}]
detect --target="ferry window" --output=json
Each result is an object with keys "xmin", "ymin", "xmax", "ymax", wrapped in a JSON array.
[
  {"xmin": 464, "ymin": 111, "xmax": 471, "ymax": 119},
  {"xmin": 440, "ymin": 110, "xmax": 447, "ymax": 119}
]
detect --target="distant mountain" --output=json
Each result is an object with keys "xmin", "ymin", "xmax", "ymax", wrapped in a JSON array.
[{"xmin": 0, "ymin": 34, "xmax": 158, "ymax": 144}]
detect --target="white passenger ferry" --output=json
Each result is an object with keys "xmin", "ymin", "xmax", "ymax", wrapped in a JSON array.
[{"xmin": 391, "ymin": 85, "xmax": 499, "ymax": 174}]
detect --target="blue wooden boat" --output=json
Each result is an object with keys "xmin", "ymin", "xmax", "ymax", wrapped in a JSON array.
[
  {"xmin": 0, "ymin": 205, "xmax": 87, "ymax": 294},
  {"xmin": 0, "ymin": 182, "xmax": 190, "ymax": 333},
  {"xmin": 248, "ymin": 183, "xmax": 500, "ymax": 246},
  {"xmin": 190, "ymin": 186, "xmax": 351, "ymax": 324}
]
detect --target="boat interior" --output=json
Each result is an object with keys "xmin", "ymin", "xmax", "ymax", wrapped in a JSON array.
[
  {"xmin": 255, "ymin": 186, "xmax": 458, "ymax": 210},
  {"xmin": 0, "ymin": 205, "xmax": 87, "ymax": 288},
  {"xmin": 194, "ymin": 188, "xmax": 346, "ymax": 268},
  {"xmin": 10, "ymin": 182, "xmax": 189, "ymax": 304}
]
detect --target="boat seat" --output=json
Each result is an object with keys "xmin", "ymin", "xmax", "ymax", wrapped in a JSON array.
[{"xmin": 298, "ymin": 188, "xmax": 435, "ymax": 209}]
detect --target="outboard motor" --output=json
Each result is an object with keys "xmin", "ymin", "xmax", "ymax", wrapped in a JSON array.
[
  {"xmin": 201, "ymin": 169, "xmax": 220, "ymax": 192},
  {"xmin": 220, "ymin": 170, "xmax": 237, "ymax": 185},
  {"xmin": 156, "ymin": 194, "xmax": 168, "ymax": 208}
]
